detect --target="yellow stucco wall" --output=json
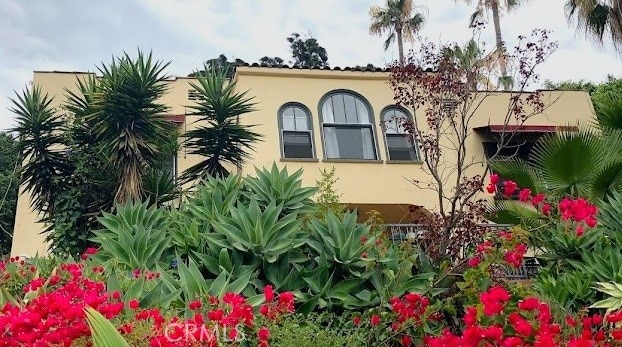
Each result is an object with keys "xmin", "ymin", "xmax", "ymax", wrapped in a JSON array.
[{"xmin": 10, "ymin": 68, "xmax": 595, "ymax": 256}]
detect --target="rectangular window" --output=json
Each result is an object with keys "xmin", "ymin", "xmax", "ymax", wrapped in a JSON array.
[
  {"xmin": 283, "ymin": 131, "xmax": 313, "ymax": 158},
  {"xmin": 387, "ymin": 134, "xmax": 419, "ymax": 161},
  {"xmin": 324, "ymin": 126, "xmax": 376, "ymax": 160}
]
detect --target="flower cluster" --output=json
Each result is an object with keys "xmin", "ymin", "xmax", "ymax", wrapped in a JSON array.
[
  {"xmin": 258, "ymin": 285, "xmax": 295, "ymax": 320},
  {"xmin": 425, "ymin": 286, "xmax": 622, "ymax": 346},
  {"xmin": 486, "ymin": 174, "xmax": 599, "ymax": 236}
]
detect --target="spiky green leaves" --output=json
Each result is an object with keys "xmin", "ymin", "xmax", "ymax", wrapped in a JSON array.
[{"xmin": 182, "ymin": 66, "xmax": 261, "ymax": 181}]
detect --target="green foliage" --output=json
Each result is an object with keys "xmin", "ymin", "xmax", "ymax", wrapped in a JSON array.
[
  {"xmin": 543, "ymin": 79, "xmax": 597, "ymax": 94},
  {"xmin": 245, "ymin": 164, "xmax": 317, "ymax": 216},
  {"xmin": 212, "ymin": 200, "xmax": 306, "ymax": 264},
  {"xmin": 287, "ymin": 33, "xmax": 329, "ymax": 68},
  {"xmin": 182, "ymin": 65, "xmax": 261, "ymax": 181},
  {"xmin": 84, "ymin": 308, "xmax": 130, "ymax": 347},
  {"xmin": 315, "ymin": 167, "xmax": 346, "ymax": 218},
  {"xmin": 0, "ymin": 132, "xmax": 20, "ymax": 256},
  {"xmin": 92, "ymin": 201, "xmax": 172, "ymax": 270},
  {"xmin": 534, "ymin": 272, "xmax": 595, "ymax": 311},
  {"xmin": 267, "ymin": 313, "xmax": 367, "ymax": 347},
  {"xmin": 11, "ymin": 51, "xmax": 180, "ymax": 256},
  {"xmin": 591, "ymin": 282, "xmax": 622, "ymax": 313}
]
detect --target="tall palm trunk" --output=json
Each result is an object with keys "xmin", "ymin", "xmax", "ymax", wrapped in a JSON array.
[
  {"xmin": 396, "ymin": 23, "xmax": 405, "ymax": 66},
  {"xmin": 491, "ymin": 0, "xmax": 510, "ymax": 90}
]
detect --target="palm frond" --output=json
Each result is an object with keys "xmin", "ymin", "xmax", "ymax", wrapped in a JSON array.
[
  {"xmin": 490, "ymin": 158, "xmax": 543, "ymax": 192},
  {"xmin": 531, "ymin": 128, "xmax": 605, "ymax": 198}
]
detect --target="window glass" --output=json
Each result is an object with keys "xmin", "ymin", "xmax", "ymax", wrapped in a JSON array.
[
  {"xmin": 280, "ymin": 104, "xmax": 314, "ymax": 159},
  {"xmin": 321, "ymin": 92, "xmax": 377, "ymax": 160},
  {"xmin": 382, "ymin": 107, "xmax": 418, "ymax": 161}
]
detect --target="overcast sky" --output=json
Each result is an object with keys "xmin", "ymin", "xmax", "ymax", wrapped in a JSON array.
[{"xmin": 1, "ymin": 0, "xmax": 622, "ymax": 130}]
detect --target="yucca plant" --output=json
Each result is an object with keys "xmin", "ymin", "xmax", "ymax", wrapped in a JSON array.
[
  {"xmin": 85, "ymin": 308, "xmax": 130, "ymax": 347},
  {"xmin": 182, "ymin": 65, "xmax": 261, "ymax": 182},
  {"xmin": 10, "ymin": 87, "xmax": 71, "ymax": 213},
  {"xmin": 88, "ymin": 50, "xmax": 176, "ymax": 203}
]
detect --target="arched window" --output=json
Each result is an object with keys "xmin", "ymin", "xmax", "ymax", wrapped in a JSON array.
[
  {"xmin": 279, "ymin": 103, "xmax": 314, "ymax": 159},
  {"xmin": 382, "ymin": 107, "xmax": 419, "ymax": 161},
  {"xmin": 319, "ymin": 91, "xmax": 377, "ymax": 160}
]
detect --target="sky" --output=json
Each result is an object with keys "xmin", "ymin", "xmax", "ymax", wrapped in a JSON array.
[{"xmin": 1, "ymin": 0, "xmax": 622, "ymax": 130}]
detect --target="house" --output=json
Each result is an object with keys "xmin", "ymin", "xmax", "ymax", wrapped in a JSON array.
[{"xmin": 10, "ymin": 65, "xmax": 595, "ymax": 256}]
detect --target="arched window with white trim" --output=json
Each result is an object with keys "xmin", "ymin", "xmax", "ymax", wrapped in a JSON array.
[
  {"xmin": 382, "ymin": 106, "xmax": 419, "ymax": 161},
  {"xmin": 279, "ymin": 103, "xmax": 314, "ymax": 159},
  {"xmin": 319, "ymin": 91, "xmax": 378, "ymax": 160}
]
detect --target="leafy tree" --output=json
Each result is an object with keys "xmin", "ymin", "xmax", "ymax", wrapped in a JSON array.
[
  {"xmin": 460, "ymin": 0, "xmax": 529, "ymax": 90},
  {"xmin": 369, "ymin": 0, "xmax": 425, "ymax": 66},
  {"xmin": 543, "ymin": 79, "xmax": 598, "ymax": 94},
  {"xmin": 287, "ymin": 33, "xmax": 329, "ymax": 68},
  {"xmin": 390, "ymin": 29, "xmax": 557, "ymax": 260},
  {"xmin": 259, "ymin": 56, "xmax": 285, "ymax": 67},
  {"xmin": 566, "ymin": 0, "xmax": 622, "ymax": 52},
  {"xmin": 181, "ymin": 66, "xmax": 261, "ymax": 181},
  {"xmin": 0, "ymin": 132, "xmax": 19, "ymax": 256},
  {"xmin": 189, "ymin": 54, "xmax": 246, "ymax": 79}
]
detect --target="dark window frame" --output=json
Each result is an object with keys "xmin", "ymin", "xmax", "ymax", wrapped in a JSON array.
[
  {"xmin": 318, "ymin": 90, "xmax": 380, "ymax": 161},
  {"xmin": 278, "ymin": 102, "xmax": 316, "ymax": 159},
  {"xmin": 380, "ymin": 105, "xmax": 420, "ymax": 162}
]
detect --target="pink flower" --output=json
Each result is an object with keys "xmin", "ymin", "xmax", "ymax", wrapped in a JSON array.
[
  {"xmin": 467, "ymin": 257, "xmax": 481, "ymax": 267},
  {"xmin": 518, "ymin": 188, "xmax": 531, "ymax": 202},
  {"xmin": 128, "ymin": 299, "xmax": 139, "ymax": 310},
  {"xmin": 258, "ymin": 327, "xmax": 270, "ymax": 340},
  {"xmin": 490, "ymin": 173, "xmax": 500, "ymax": 185},
  {"xmin": 264, "ymin": 285, "xmax": 274, "ymax": 302},
  {"xmin": 503, "ymin": 180, "xmax": 518, "ymax": 197}
]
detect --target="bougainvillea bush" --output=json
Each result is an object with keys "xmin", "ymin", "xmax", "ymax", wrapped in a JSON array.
[{"xmin": 2, "ymin": 176, "xmax": 622, "ymax": 346}]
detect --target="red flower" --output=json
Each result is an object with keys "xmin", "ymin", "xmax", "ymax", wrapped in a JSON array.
[
  {"xmin": 486, "ymin": 183, "xmax": 496, "ymax": 194},
  {"xmin": 352, "ymin": 315, "xmax": 361, "ymax": 326},
  {"xmin": 532, "ymin": 193, "xmax": 545, "ymax": 206},
  {"xmin": 370, "ymin": 315, "xmax": 381, "ymax": 326},
  {"xmin": 401, "ymin": 335, "xmax": 413, "ymax": 347},
  {"xmin": 207, "ymin": 309, "xmax": 224, "ymax": 322},
  {"xmin": 188, "ymin": 300, "xmax": 202, "ymax": 310},
  {"xmin": 503, "ymin": 180, "xmax": 518, "ymax": 197},
  {"xmin": 467, "ymin": 256, "xmax": 481, "ymax": 267},
  {"xmin": 518, "ymin": 297, "xmax": 540, "ymax": 311},
  {"xmin": 518, "ymin": 188, "xmax": 532, "ymax": 202},
  {"xmin": 264, "ymin": 285, "xmax": 274, "ymax": 302},
  {"xmin": 128, "ymin": 299, "xmax": 139, "ymax": 310},
  {"xmin": 258, "ymin": 327, "xmax": 270, "ymax": 340},
  {"xmin": 490, "ymin": 173, "xmax": 500, "ymax": 185},
  {"xmin": 541, "ymin": 203, "xmax": 551, "ymax": 216}
]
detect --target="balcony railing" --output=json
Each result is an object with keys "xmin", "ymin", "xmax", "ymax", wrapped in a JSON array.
[{"xmin": 386, "ymin": 223, "xmax": 540, "ymax": 280}]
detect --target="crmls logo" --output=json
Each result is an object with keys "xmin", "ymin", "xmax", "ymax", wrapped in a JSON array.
[{"xmin": 164, "ymin": 323, "xmax": 247, "ymax": 343}]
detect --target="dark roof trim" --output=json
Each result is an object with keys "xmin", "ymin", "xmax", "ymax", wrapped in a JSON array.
[
  {"xmin": 164, "ymin": 115, "xmax": 185, "ymax": 123},
  {"xmin": 474, "ymin": 125, "xmax": 579, "ymax": 133},
  {"xmin": 237, "ymin": 62, "xmax": 392, "ymax": 72}
]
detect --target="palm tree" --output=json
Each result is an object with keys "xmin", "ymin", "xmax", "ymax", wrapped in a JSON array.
[
  {"xmin": 442, "ymin": 39, "xmax": 499, "ymax": 90},
  {"xmin": 181, "ymin": 66, "xmax": 261, "ymax": 182},
  {"xmin": 566, "ymin": 0, "xmax": 622, "ymax": 52},
  {"xmin": 462, "ymin": 0, "xmax": 526, "ymax": 90},
  {"xmin": 369, "ymin": 0, "xmax": 425, "ymax": 65}
]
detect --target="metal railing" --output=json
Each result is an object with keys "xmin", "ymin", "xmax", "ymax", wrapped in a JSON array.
[{"xmin": 385, "ymin": 223, "xmax": 540, "ymax": 280}]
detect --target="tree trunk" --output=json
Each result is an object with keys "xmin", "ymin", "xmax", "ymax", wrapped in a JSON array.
[
  {"xmin": 396, "ymin": 24, "xmax": 405, "ymax": 66},
  {"xmin": 491, "ymin": 1, "xmax": 510, "ymax": 91}
]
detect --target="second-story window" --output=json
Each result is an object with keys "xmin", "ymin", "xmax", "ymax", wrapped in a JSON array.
[
  {"xmin": 279, "ymin": 103, "xmax": 314, "ymax": 159},
  {"xmin": 320, "ymin": 91, "xmax": 377, "ymax": 160},
  {"xmin": 382, "ymin": 107, "xmax": 419, "ymax": 161}
]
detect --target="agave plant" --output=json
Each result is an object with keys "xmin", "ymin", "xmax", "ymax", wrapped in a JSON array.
[
  {"xmin": 244, "ymin": 164, "xmax": 317, "ymax": 216},
  {"xmin": 91, "ymin": 201, "xmax": 172, "ymax": 270},
  {"xmin": 182, "ymin": 65, "xmax": 261, "ymax": 182}
]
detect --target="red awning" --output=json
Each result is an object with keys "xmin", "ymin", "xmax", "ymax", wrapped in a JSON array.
[
  {"xmin": 164, "ymin": 115, "xmax": 185, "ymax": 123},
  {"xmin": 474, "ymin": 125, "xmax": 578, "ymax": 133}
]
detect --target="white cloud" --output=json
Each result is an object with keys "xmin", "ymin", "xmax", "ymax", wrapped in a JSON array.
[{"xmin": 1, "ymin": 0, "xmax": 622, "ymax": 130}]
